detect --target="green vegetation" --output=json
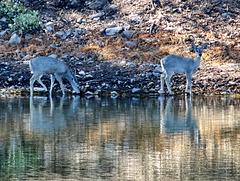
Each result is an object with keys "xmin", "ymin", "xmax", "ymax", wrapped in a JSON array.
[{"xmin": 0, "ymin": 0, "xmax": 42, "ymax": 35}]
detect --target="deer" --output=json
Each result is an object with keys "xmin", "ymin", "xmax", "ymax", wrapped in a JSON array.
[
  {"xmin": 29, "ymin": 56, "xmax": 80, "ymax": 96},
  {"xmin": 159, "ymin": 43, "xmax": 208, "ymax": 95}
]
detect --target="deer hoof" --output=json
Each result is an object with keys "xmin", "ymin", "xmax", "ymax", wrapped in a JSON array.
[{"xmin": 158, "ymin": 90, "xmax": 165, "ymax": 94}]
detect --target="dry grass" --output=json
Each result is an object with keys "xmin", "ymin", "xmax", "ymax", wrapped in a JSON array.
[{"xmin": 1, "ymin": 28, "xmax": 239, "ymax": 64}]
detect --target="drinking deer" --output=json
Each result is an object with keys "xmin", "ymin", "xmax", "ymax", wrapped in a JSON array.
[
  {"xmin": 29, "ymin": 56, "xmax": 80, "ymax": 96},
  {"xmin": 159, "ymin": 43, "xmax": 208, "ymax": 95}
]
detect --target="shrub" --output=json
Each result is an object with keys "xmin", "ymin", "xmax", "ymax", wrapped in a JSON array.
[{"xmin": 0, "ymin": 0, "xmax": 42, "ymax": 35}]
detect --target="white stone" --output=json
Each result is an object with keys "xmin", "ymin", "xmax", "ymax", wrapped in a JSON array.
[
  {"xmin": 79, "ymin": 70, "xmax": 86, "ymax": 76},
  {"xmin": 9, "ymin": 33, "xmax": 21, "ymax": 44},
  {"xmin": 85, "ymin": 91, "xmax": 94, "ymax": 95},
  {"xmin": 45, "ymin": 22, "xmax": 54, "ymax": 32},
  {"xmin": 105, "ymin": 27, "xmax": 123, "ymax": 36},
  {"xmin": 8, "ymin": 77, "xmax": 13, "ymax": 82},
  {"xmin": 132, "ymin": 88, "xmax": 141, "ymax": 93}
]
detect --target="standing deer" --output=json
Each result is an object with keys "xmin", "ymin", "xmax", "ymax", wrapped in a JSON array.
[
  {"xmin": 159, "ymin": 43, "xmax": 208, "ymax": 95},
  {"xmin": 29, "ymin": 56, "xmax": 80, "ymax": 96}
]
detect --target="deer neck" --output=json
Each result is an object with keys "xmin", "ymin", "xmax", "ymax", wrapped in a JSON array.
[
  {"xmin": 192, "ymin": 55, "xmax": 201, "ymax": 73},
  {"xmin": 194, "ymin": 55, "xmax": 201, "ymax": 68}
]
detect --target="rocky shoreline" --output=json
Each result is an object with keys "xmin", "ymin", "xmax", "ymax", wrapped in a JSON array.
[
  {"xmin": 1, "ymin": 0, "xmax": 240, "ymax": 97},
  {"xmin": 0, "ymin": 55, "xmax": 240, "ymax": 97}
]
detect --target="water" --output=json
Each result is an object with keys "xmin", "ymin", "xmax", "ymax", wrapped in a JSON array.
[{"xmin": 0, "ymin": 96, "xmax": 240, "ymax": 180}]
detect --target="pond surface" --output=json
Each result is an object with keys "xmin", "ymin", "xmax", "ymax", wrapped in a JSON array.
[{"xmin": 0, "ymin": 96, "xmax": 240, "ymax": 180}]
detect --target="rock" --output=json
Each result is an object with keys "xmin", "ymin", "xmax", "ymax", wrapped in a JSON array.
[
  {"xmin": 62, "ymin": 54, "xmax": 71, "ymax": 59},
  {"xmin": 132, "ymin": 88, "xmax": 141, "ymax": 93},
  {"xmin": 45, "ymin": 22, "xmax": 54, "ymax": 32},
  {"xmin": 121, "ymin": 31, "xmax": 134, "ymax": 39},
  {"xmin": 84, "ymin": 74, "xmax": 94, "ymax": 81},
  {"xmin": 148, "ymin": 82, "xmax": 155, "ymax": 88},
  {"xmin": 25, "ymin": 34, "xmax": 33, "ymax": 41},
  {"xmin": 100, "ymin": 28, "xmax": 106, "ymax": 35},
  {"xmin": 153, "ymin": 72, "xmax": 160, "ymax": 77},
  {"xmin": 126, "ymin": 62, "xmax": 135, "ymax": 68},
  {"xmin": 111, "ymin": 91, "xmax": 119, "ymax": 97},
  {"xmin": 106, "ymin": 4, "xmax": 117, "ymax": 12},
  {"xmin": 55, "ymin": 30, "xmax": 72, "ymax": 40},
  {"xmin": 130, "ymin": 15, "xmax": 142, "ymax": 24},
  {"xmin": 66, "ymin": 29, "xmax": 72, "ymax": 37},
  {"xmin": 124, "ymin": 24, "xmax": 131, "ymax": 30},
  {"xmin": 125, "ymin": 41, "xmax": 137, "ymax": 47},
  {"xmin": 149, "ymin": 88, "xmax": 156, "ymax": 92},
  {"xmin": 222, "ymin": 12, "xmax": 232, "ymax": 19},
  {"xmin": 120, "ymin": 60, "xmax": 127, "ymax": 66},
  {"xmin": 88, "ymin": 0, "xmax": 108, "ymax": 10},
  {"xmin": 8, "ymin": 77, "xmax": 13, "ymax": 82},
  {"xmin": 79, "ymin": 70, "xmax": 86, "ymax": 76},
  {"xmin": 55, "ymin": 31, "xmax": 67, "ymax": 40},
  {"xmin": 0, "ymin": 29, "xmax": 9, "ymax": 38},
  {"xmin": 8, "ymin": 33, "xmax": 21, "ymax": 44},
  {"xmin": 70, "ymin": 0, "xmax": 78, "ymax": 7},
  {"xmin": 107, "ymin": 24, "xmax": 116, "ymax": 28},
  {"xmin": 104, "ymin": 27, "xmax": 124, "ymax": 36},
  {"xmin": 85, "ymin": 91, "xmax": 94, "ymax": 95},
  {"xmin": 103, "ymin": 4, "xmax": 117, "ymax": 16},
  {"xmin": 35, "ymin": 38, "xmax": 43, "ymax": 42},
  {"xmin": 89, "ymin": 12, "xmax": 105, "ymax": 19},
  {"xmin": 146, "ymin": 72, "xmax": 153, "ymax": 77},
  {"xmin": 77, "ymin": 18, "xmax": 83, "ymax": 24},
  {"xmin": 75, "ymin": 28, "xmax": 84, "ymax": 35},
  {"xmin": 49, "ymin": 44, "xmax": 56, "ymax": 48},
  {"xmin": 154, "ymin": 65, "xmax": 163, "ymax": 73}
]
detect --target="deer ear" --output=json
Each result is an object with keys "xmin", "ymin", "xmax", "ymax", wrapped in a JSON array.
[
  {"xmin": 192, "ymin": 43, "xmax": 197, "ymax": 51},
  {"xmin": 201, "ymin": 43, "xmax": 208, "ymax": 50}
]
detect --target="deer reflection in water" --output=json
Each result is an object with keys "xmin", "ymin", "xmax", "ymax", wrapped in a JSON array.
[
  {"xmin": 159, "ymin": 96, "xmax": 199, "ymax": 140},
  {"xmin": 3, "ymin": 96, "xmax": 239, "ymax": 180},
  {"xmin": 29, "ymin": 95, "xmax": 80, "ymax": 133}
]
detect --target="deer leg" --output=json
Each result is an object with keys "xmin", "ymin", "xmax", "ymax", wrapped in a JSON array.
[
  {"xmin": 165, "ymin": 71, "xmax": 173, "ymax": 95},
  {"xmin": 159, "ymin": 73, "xmax": 166, "ymax": 94},
  {"xmin": 50, "ymin": 74, "xmax": 56, "ymax": 95},
  {"xmin": 55, "ymin": 74, "xmax": 65, "ymax": 95},
  {"xmin": 30, "ymin": 73, "xmax": 42, "ymax": 95},
  {"xmin": 186, "ymin": 74, "xmax": 192, "ymax": 95},
  {"xmin": 37, "ymin": 75, "xmax": 48, "ymax": 91},
  {"xmin": 30, "ymin": 74, "xmax": 38, "ymax": 95}
]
